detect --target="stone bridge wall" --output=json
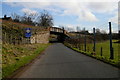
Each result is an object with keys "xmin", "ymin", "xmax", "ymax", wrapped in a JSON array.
[
  {"xmin": 30, "ymin": 31, "xmax": 50, "ymax": 44},
  {"xmin": 29, "ymin": 27, "xmax": 69, "ymax": 44}
]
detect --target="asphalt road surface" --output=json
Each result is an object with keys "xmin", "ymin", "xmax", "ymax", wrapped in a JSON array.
[{"xmin": 14, "ymin": 43, "xmax": 119, "ymax": 78}]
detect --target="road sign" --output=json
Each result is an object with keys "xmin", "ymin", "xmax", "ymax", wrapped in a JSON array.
[{"xmin": 25, "ymin": 28, "xmax": 32, "ymax": 38}]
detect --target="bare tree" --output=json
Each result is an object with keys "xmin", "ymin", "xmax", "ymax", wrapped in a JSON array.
[
  {"xmin": 11, "ymin": 13, "xmax": 20, "ymax": 22},
  {"xmin": 101, "ymin": 30, "xmax": 107, "ymax": 34},
  {"xmin": 37, "ymin": 10, "xmax": 53, "ymax": 27},
  {"xmin": 21, "ymin": 13, "xmax": 37, "ymax": 25},
  {"xmin": 96, "ymin": 28, "xmax": 101, "ymax": 34}
]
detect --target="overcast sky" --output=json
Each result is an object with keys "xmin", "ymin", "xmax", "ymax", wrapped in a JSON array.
[{"xmin": 1, "ymin": 0, "xmax": 119, "ymax": 33}]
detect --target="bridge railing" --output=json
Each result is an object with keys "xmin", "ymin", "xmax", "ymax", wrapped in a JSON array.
[
  {"xmin": 49, "ymin": 27, "xmax": 69, "ymax": 34},
  {"xmin": 49, "ymin": 27, "xmax": 64, "ymax": 33}
]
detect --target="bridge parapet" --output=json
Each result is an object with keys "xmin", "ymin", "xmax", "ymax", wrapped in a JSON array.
[
  {"xmin": 49, "ymin": 27, "xmax": 64, "ymax": 33},
  {"xmin": 49, "ymin": 27, "xmax": 70, "ymax": 38}
]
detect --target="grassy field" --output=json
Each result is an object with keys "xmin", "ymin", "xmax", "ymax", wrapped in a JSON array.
[
  {"xmin": 64, "ymin": 40, "xmax": 119, "ymax": 67},
  {"xmin": 2, "ymin": 43, "xmax": 50, "ymax": 78},
  {"xmin": 81, "ymin": 40, "xmax": 119, "ymax": 62}
]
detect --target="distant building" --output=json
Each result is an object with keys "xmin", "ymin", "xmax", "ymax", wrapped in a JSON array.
[{"xmin": 2, "ymin": 15, "xmax": 12, "ymax": 20}]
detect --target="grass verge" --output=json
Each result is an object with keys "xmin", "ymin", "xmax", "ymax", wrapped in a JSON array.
[
  {"xmin": 64, "ymin": 42, "xmax": 120, "ymax": 68},
  {"xmin": 2, "ymin": 43, "xmax": 50, "ymax": 78}
]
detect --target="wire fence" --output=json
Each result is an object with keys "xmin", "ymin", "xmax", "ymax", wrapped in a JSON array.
[{"xmin": 65, "ymin": 22, "xmax": 119, "ymax": 62}]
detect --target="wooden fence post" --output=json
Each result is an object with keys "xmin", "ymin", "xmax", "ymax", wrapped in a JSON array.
[
  {"xmin": 84, "ymin": 31, "xmax": 86, "ymax": 51},
  {"xmin": 109, "ymin": 22, "xmax": 114, "ymax": 59},
  {"xmin": 93, "ymin": 28, "xmax": 96, "ymax": 55},
  {"xmin": 87, "ymin": 46, "xmax": 89, "ymax": 52},
  {"xmin": 100, "ymin": 47, "xmax": 103, "ymax": 56},
  {"xmin": 5, "ymin": 32, "xmax": 6, "ymax": 43}
]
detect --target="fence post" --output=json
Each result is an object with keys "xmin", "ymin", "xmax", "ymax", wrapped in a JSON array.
[
  {"xmin": 62, "ymin": 27, "xmax": 64, "ymax": 34},
  {"xmin": 79, "ymin": 31, "xmax": 81, "ymax": 50},
  {"xmin": 84, "ymin": 31, "xmax": 86, "ymax": 51},
  {"xmin": 93, "ymin": 28, "xmax": 96, "ymax": 55},
  {"xmin": 5, "ymin": 32, "xmax": 6, "ymax": 43},
  {"xmin": 10, "ymin": 34, "xmax": 12, "ymax": 44},
  {"xmin": 109, "ymin": 22, "xmax": 114, "ymax": 59},
  {"xmin": 100, "ymin": 47, "xmax": 103, "ymax": 56},
  {"xmin": 87, "ymin": 46, "xmax": 89, "ymax": 52}
]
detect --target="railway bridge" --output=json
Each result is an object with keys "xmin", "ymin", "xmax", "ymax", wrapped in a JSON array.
[{"xmin": 49, "ymin": 27, "xmax": 69, "ymax": 42}]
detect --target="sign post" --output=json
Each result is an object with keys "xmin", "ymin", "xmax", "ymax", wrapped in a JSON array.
[{"xmin": 25, "ymin": 28, "xmax": 32, "ymax": 44}]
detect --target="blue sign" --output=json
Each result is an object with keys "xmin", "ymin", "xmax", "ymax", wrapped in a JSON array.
[{"xmin": 25, "ymin": 28, "xmax": 32, "ymax": 38}]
